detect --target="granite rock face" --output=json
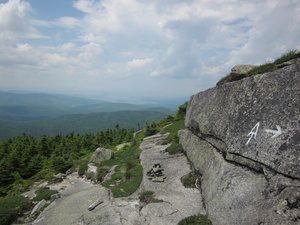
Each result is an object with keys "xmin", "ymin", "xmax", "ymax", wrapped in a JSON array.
[
  {"xmin": 230, "ymin": 64, "xmax": 257, "ymax": 76},
  {"xmin": 89, "ymin": 147, "xmax": 114, "ymax": 164},
  {"xmin": 179, "ymin": 62, "xmax": 300, "ymax": 224}
]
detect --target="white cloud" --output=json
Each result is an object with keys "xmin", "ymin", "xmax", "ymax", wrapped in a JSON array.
[
  {"xmin": 16, "ymin": 43, "xmax": 32, "ymax": 52},
  {"xmin": 127, "ymin": 58, "xmax": 152, "ymax": 68},
  {"xmin": 55, "ymin": 17, "xmax": 81, "ymax": 28},
  {"xmin": 0, "ymin": 0, "xmax": 300, "ymax": 101},
  {"xmin": 0, "ymin": 0, "xmax": 40, "ymax": 44}
]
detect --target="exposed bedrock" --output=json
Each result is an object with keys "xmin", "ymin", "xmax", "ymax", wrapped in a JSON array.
[{"xmin": 179, "ymin": 63, "xmax": 300, "ymax": 224}]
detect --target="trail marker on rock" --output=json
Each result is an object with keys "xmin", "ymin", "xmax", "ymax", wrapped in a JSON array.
[
  {"xmin": 246, "ymin": 122, "xmax": 260, "ymax": 145},
  {"xmin": 265, "ymin": 125, "xmax": 282, "ymax": 138}
]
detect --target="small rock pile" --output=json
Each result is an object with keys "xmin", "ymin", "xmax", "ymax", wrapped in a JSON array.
[{"xmin": 146, "ymin": 164, "xmax": 166, "ymax": 182}]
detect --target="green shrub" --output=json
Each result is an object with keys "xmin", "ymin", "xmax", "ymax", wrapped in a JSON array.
[
  {"xmin": 178, "ymin": 214, "xmax": 212, "ymax": 225},
  {"xmin": 274, "ymin": 49, "xmax": 300, "ymax": 64},
  {"xmin": 0, "ymin": 196, "xmax": 31, "ymax": 225},
  {"xmin": 139, "ymin": 190, "xmax": 163, "ymax": 205},
  {"xmin": 47, "ymin": 176, "xmax": 63, "ymax": 185},
  {"xmin": 96, "ymin": 166, "xmax": 110, "ymax": 182},
  {"xmin": 166, "ymin": 143, "xmax": 183, "ymax": 155},
  {"xmin": 107, "ymin": 164, "xmax": 143, "ymax": 198},
  {"xmin": 246, "ymin": 62, "xmax": 276, "ymax": 76},
  {"xmin": 85, "ymin": 172, "xmax": 94, "ymax": 180},
  {"xmin": 217, "ymin": 49, "xmax": 300, "ymax": 85},
  {"xmin": 162, "ymin": 120, "xmax": 185, "ymax": 136},
  {"xmin": 32, "ymin": 188, "xmax": 58, "ymax": 201},
  {"xmin": 96, "ymin": 134, "xmax": 141, "ymax": 198},
  {"xmin": 124, "ymin": 171, "xmax": 133, "ymax": 181},
  {"xmin": 145, "ymin": 127, "xmax": 159, "ymax": 137},
  {"xmin": 182, "ymin": 172, "xmax": 197, "ymax": 188},
  {"xmin": 78, "ymin": 160, "xmax": 88, "ymax": 176},
  {"xmin": 124, "ymin": 160, "xmax": 136, "ymax": 171},
  {"xmin": 51, "ymin": 156, "xmax": 73, "ymax": 173},
  {"xmin": 139, "ymin": 190, "xmax": 155, "ymax": 204},
  {"xmin": 216, "ymin": 73, "xmax": 232, "ymax": 86},
  {"xmin": 159, "ymin": 115, "xmax": 175, "ymax": 126},
  {"xmin": 160, "ymin": 139, "xmax": 171, "ymax": 145}
]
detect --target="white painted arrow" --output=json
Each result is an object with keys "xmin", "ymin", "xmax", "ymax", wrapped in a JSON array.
[{"xmin": 265, "ymin": 125, "xmax": 282, "ymax": 138}]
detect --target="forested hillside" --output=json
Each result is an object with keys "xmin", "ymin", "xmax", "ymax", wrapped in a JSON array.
[
  {"xmin": 0, "ymin": 110, "xmax": 168, "ymax": 140},
  {"xmin": 0, "ymin": 92, "xmax": 176, "ymax": 122},
  {"xmin": 0, "ymin": 101, "xmax": 188, "ymax": 225},
  {"xmin": 0, "ymin": 91, "xmax": 177, "ymax": 140},
  {"xmin": 0, "ymin": 128, "xmax": 134, "ymax": 197}
]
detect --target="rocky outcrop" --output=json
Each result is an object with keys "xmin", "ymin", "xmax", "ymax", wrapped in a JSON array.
[
  {"xmin": 230, "ymin": 64, "xmax": 257, "ymax": 76},
  {"xmin": 217, "ymin": 64, "xmax": 257, "ymax": 85},
  {"xmin": 179, "ymin": 62, "xmax": 300, "ymax": 224},
  {"xmin": 32, "ymin": 133, "xmax": 205, "ymax": 225},
  {"xmin": 89, "ymin": 147, "xmax": 114, "ymax": 164}
]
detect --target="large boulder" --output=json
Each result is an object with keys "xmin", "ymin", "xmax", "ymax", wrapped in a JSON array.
[
  {"xmin": 230, "ymin": 64, "xmax": 257, "ymax": 76},
  {"xmin": 180, "ymin": 62, "xmax": 300, "ymax": 224},
  {"xmin": 89, "ymin": 148, "xmax": 114, "ymax": 164}
]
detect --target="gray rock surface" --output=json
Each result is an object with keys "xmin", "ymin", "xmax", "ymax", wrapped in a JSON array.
[
  {"xmin": 32, "ymin": 173, "xmax": 120, "ymax": 225},
  {"xmin": 137, "ymin": 133, "xmax": 205, "ymax": 225},
  {"xmin": 230, "ymin": 64, "xmax": 257, "ymax": 75},
  {"xmin": 89, "ymin": 147, "xmax": 114, "ymax": 164},
  {"xmin": 180, "ymin": 62, "xmax": 300, "ymax": 224},
  {"xmin": 32, "ymin": 133, "xmax": 204, "ymax": 225},
  {"xmin": 186, "ymin": 63, "xmax": 300, "ymax": 178},
  {"xmin": 30, "ymin": 200, "xmax": 47, "ymax": 216}
]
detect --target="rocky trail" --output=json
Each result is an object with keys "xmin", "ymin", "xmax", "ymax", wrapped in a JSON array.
[{"xmin": 28, "ymin": 132, "xmax": 205, "ymax": 225}]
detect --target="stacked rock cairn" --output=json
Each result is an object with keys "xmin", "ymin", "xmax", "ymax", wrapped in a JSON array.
[{"xmin": 146, "ymin": 164, "xmax": 166, "ymax": 182}]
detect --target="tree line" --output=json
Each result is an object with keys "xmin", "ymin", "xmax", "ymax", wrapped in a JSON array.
[{"xmin": 0, "ymin": 127, "xmax": 134, "ymax": 196}]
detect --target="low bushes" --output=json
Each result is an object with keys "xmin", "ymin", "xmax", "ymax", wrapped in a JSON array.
[
  {"xmin": 139, "ymin": 190, "xmax": 163, "ymax": 205},
  {"xmin": 165, "ymin": 143, "xmax": 184, "ymax": 155},
  {"xmin": 217, "ymin": 49, "xmax": 300, "ymax": 85},
  {"xmin": 32, "ymin": 188, "xmax": 58, "ymax": 201},
  {"xmin": 0, "ymin": 196, "xmax": 31, "ymax": 225},
  {"xmin": 78, "ymin": 160, "xmax": 88, "ymax": 176},
  {"xmin": 178, "ymin": 214, "xmax": 212, "ymax": 225},
  {"xmin": 181, "ymin": 172, "xmax": 197, "ymax": 188},
  {"xmin": 139, "ymin": 190, "xmax": 154, "ymax": 202},
  {"xmin": 101, "ymin": 144, "xmax": 143, "ymax": 198}
]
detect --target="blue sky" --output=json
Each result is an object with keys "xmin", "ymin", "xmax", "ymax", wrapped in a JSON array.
[{"xmin": 0, "ymin": 0, "xmax": 299, "ymax": 103}]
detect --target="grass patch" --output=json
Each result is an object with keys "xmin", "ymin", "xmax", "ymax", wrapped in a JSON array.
[
  {"xmin": 217, "ymin": 49, "xmax": 300, "ymax": 85},
  {"xmin": 216, "ymin": 73, "xmax": 232, "ymax": 86},
  {"xmin": 246, "ymin": 62, "xmax": 276, "ymax": 76},
  {"xmin": 160, "ymin": 120, "xmax": 185, "ymax": 155},
  {"xmin": 101, "ymin": 144, "xmax": 143, "ymax": 198},
  {"xmin": 101, "ymin": 144, "xmax": 141, "ymax": 168},
  {"xmin": 162, "ymin": 120, "xmax": 185, "ymax": 144},
  {"xmin": 139, "ymin": 190, "xmax": 163, "ymax": 205},
  {"xmin": 274, "ymin": 49, "xmax": 300, "ymax": 64},
  {"xmin": 165, "ymin": 143, "xmax": 184, "ymax": 155},
  {"xmin": 178, "ymin": 214, "xmax": 212, "ymax": 225},
  {"xmin": 246, "ymin": 50, "xmax": 300, "ymax": 76},
  {"xmin": 182, "ymin": 172, "xmax": 197, "ymax": 188},
  {"xmin": 162, "ymin": 120, "xmax": 185, "ymax": 135},
  {"xmin": 32, "ymin": 188, "xmax": 58, "ymax": 201},
  {"xmin": 0, "ymin": 196, "xmax": 31, "ymax": 225},
  {"xmin": 78, "ymin": 160, "xmax": 88, "ymax": 176},
  {"xmin": 108, "ymin": 164, "xmax": 143, "ymax": 198}
]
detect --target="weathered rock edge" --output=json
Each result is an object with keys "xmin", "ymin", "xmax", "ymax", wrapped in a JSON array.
[{"xmin": 180, "ymin": 63, "xmax": 300, "ymax": 225}]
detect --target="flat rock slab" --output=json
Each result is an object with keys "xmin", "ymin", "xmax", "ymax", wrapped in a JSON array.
[
  {"xmin": 32, "ymin": 133, "xmax": 205, "ymax": 225},
  {"xmin": 33, "ymin": 183, "xmax": 121, "ymax": 225},
  {"xmin": 136, "ymin": 133, "xmax": 206, "ymax": 225}
]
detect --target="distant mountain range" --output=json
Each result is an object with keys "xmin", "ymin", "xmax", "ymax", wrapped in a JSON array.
[{"xmin": 0, "ymin": 91, "xmax": 178, "ymax": 140}]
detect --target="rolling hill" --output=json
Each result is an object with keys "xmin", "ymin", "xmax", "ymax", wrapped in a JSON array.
[{"xmin": 0, "ymin": 91, "xmax": 177, "ymax": 140}]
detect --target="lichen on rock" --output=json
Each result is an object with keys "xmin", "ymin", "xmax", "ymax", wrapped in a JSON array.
[{"xmin": 180, "ymin": 61, "xmax": 300, "ymax": 224}]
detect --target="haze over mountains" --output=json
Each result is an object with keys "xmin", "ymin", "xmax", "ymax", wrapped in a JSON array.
[{"xmin": 0, "ymin": 91, "xmax": 179, "ymax": 140}]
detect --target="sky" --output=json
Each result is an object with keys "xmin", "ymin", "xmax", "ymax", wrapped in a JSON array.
[{"xmin": 0, "ymin": 0, "xmax": 299, "ymax": 103}]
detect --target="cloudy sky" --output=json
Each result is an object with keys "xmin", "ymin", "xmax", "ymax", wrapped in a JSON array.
[{"xmin": 0, "ymin": 0, "xmax": 299, "ymax": 103}]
